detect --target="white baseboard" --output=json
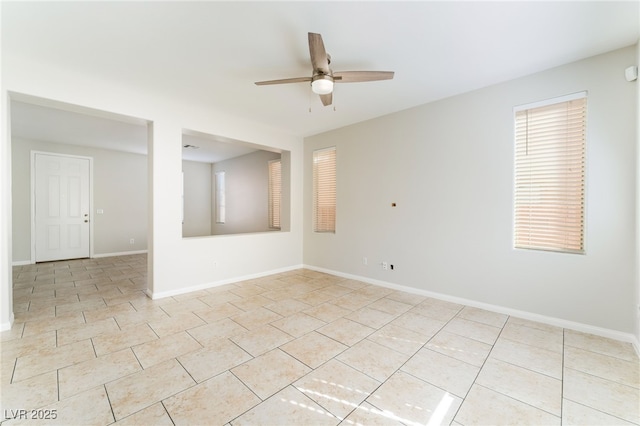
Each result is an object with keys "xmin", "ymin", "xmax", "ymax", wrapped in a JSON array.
[
  {"xmin": 12, "ymin": 250, "xmax": 148, "ymax": 266},
  {"xmin": 303, "ymin": 264, "xmax": 640, "ymax": 355},
  {"xmin": 0, "ymin": 313, "xmax": 15, "ymax": 332},
  {"xmin": 93, "ymin": 250, "xmax": 148, "ymax": 258},
  {"xmin": 147, "ymin": 264, "xmax": 305, "ymax": 300}
]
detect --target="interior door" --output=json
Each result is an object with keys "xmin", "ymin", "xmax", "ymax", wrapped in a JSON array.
[{"xmin": 34, "ymin": 153, "xmax": 91, "ymax": 262}]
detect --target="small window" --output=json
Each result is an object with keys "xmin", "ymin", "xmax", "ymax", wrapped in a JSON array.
[
  {"xmin": 268, "ymin": 159, "xmax": 281, "ymax": 229},
  {"xmin": 514, "ymin": 93, "xmax": 586, "ymax": 253},
  {"xmin": 215, "ymin": 171, "xmax": 226, "ymax": 224},
  {"xmin": 313, "ymin": 147, "xmax": 336, "ymax": 233}
]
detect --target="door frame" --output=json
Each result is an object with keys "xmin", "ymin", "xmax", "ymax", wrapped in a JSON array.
[{"xmin": 30, "ymin": 150, "xmax": 94, "ymax": 263}]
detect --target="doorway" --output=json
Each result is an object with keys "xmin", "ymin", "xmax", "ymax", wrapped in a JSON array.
[{"xmin": 32, "ymin": 152, "xmax": 92, "ymax": 262}]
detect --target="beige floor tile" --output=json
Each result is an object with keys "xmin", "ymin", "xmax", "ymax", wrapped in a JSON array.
[
  {"xmin": 231, "ymin": 324, "xmax": 293, "ymax": 357},
  {"xmin": 331, "ymin": 293, "xmax": 376, "ymax": 311},
  {"xmin": 187, "ymin": 318, "xmax": 248, "ymax": 346},
  {"xmin": 55, "ymin": 298, "xmax": 107, "ymax": 314},
  {"xmin": 13, "ymin": 307, "xmax": 56, "ymax": 325},
  {"xmin": 8, "ymin": 259, "xmax": 640, "ymax": 426},
  {"xmin": 564, "ymin": 329, "xmax": 639, "ymax": 362},
  {"xmin": 506, "ymin": 316, "xmax": 562, "ymax": 334},
  {"xmin": 409, "ymin": 301, "xmax": 461, "ymax": 322},
  {"xmin": 304, "ymin": 303, "xmax": 351, "ymax": 322},
  {"xmin": 231, "ymin": 307, "xmax": 283, "ymax": 330},
  {"xmin": 500, "ymin": 321, "xmax": 563, "ymax": 353},
  {"xmin": 366, "ymin": 371, "xmax": 462, "ymax": 426},
  {"xmin": 344, "ymin": 307, "xmax": 395, "ymax": 329},
  {"xmin": 457, "ymin": 306, "xmax": 508, "ymax": 328},
  {"xmin": 352, "ymin": 286, "xmax": 394, "ymax": 299},
  {"xmin": 388, "ymin": 312, "xmax": 446, "ymax": 338},
  {"xmin": 280, "ymin": 331, "xmax": 348, "ymax": 369},
  {"xmin": 337, "ymin": 339, "xmax": 409, "ymax": 382},
  {"xmin": 294, "ymin": 359, "xmax": 380, "ymax": 420},
  {"xmin": 92, "ymin": 323, "xmax": 158, "ymax": 356},
  {"xmin": 27, "ymin": 295, "xmax": 80, "ymax": 312},
  {"xmin": 385, "ymin": 290, "xmax": 426, "ymax": 306},
  {"xmin": 107, "ymin": 358, "xmax": 196, "ymax": 420},
  {"xmin": 58, "ymin": 348, "xmax": 141, "ymax": 399},
  {"xmin": 317, "ymin": 318, "xmax": 375, "ymax": 347},
  {"xmin": 112, "ymin": 402, "xmax": 174, "ymax": 426},
  {"xmin": 147, "ymin": 311, "xmax": 206, "ymax": 337},
  {"xmin": 341, "ymin": 402, "xmax": 405, "ymax": 425},
  {"xmin": 443, "ymin": 317, "xmax": 501, "ymax": 345},
  {"xmin": 132, "ymin": 331, "xmax": 202, "ymax": 369},
  {"xmin": 366, "ymin": 298, "xmax": 413, "ymax": 316},
  {"xmin": 179, "ymin": 338, "xmax": 252, "ymax": 383},
  {"xmin": 4, "ymin": 386, "xmax": 114, "ymax": 426},
  {"xmin": 454, "ymin": 385, "xmax": 560, "ymax": 425},
  {"xmin": 319, "ymin": 285, "xmax": 354, "ymax": 299},
  {"xmin": 159, "ymin": 298, "xmax": 211, "ymax": 316},
  {"xmin": 1, "ymin": 331, "xmax": 56, "ymax": 360},
  {"xmin": 21, "ymin": 311, "xmax": 85, "ymax": 337},
  {"xmin": 366, "ymin": 323, "xmax": 428, "ymax": 356},
  {"xmin": 56, "ymin": 317, "xmax": 119, "ymax": 346},
  {"xmin": 563, "ymin": 367, "xmax": 640, "ymax": 424},
  {"xmin": 271, "ymin": 312, "xmax": 326, "ymax": 337},
  {"xmin": 332, "ymin": 279, "xmax": 367, "ymax": 290},
  {"xmin": 401, "ymin": 348, "xmax": 480, "ymax": 398},
  {"xmin": 232, "ymin": 349, "xmax": 311, "ymax": 400},
  {"xmin": 476, "ymin": 358, "xmax": 562, "ymax": 416},
  {"xmin": 490, "ymin": 336, "xmax": 563, "ymax": 379},
  {"xmin": 295, "ymin": 290, "xmax": 335, "ymax": 306},
  {"xmin": 0, "ymin": 323, "xmax": 25, "ymax": 343},
  {"xmin": 13, "ymin": 339, "xmax": 95, "ymax": 382},
  {"xmin": 113, "ymin": 306, "xmax": 170, "ymax": 327},
  {"xmin": 0, "ymin": 370, "xmax": 58, "ymax": 413},
  {"xmin": 194, "ymin": 302, "xmax": 243, "ymax": 323},
  {"xmin": 230, "ymin": 295, "xmax": 273, "ymax": 311},
  {"xmin": 265, "ymin": 299, "xmax": 312, "ymax": 317},
  {"xmin": 163, "ymin": 371, "xmax": 260, "ymax": 425},
  {"xmin": 82, "ymin": 302, "xmax": 137, "ymax": 323},
  {"xmin": 426, "ymin": 331, "xmax": 492, "ymax": 367},
  {"xmin": 562, "ymin": 399, "xmax": 636, "ymax": 425},
  {"xmin": 564, "ymin": 345, "xmax": 639, "ymax": 388},
  {"xmin": 231, "ymin": 385, "xmax": 339, "ymax": 426}
]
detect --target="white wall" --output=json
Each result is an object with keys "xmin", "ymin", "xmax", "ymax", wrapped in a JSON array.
[
  {"xmin": 182, "ymin": 159, "xmax": 212, "ymax": 238},
  {"xmin": 304, "ymin": 46, "xmax": 638, "ymax": 337},
  {"xmin": 12, "ymin": 138, "xmax": 148, "ymax": 262},
  {"xmin": 211, "ymin": 150, "xmax": 281, "ymax": 235},
  {"xmin": 0, "ymin": 50, "xmax": 304, "ymax": 328}
]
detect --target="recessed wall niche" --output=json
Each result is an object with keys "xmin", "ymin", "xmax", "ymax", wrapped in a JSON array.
[{"xmin": 181, "ymin": 130, "xmax": 291, "ymax": 238}]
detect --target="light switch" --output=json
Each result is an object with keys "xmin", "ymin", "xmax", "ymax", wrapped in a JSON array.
[{"xmin": 97, "ymin": 209, "xmax": 104, "ymax": 214}]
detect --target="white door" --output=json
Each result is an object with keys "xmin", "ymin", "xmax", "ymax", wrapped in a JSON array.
[{"xmin": 34, "ymin": 153, "xmax": 91, "ymax": 262}]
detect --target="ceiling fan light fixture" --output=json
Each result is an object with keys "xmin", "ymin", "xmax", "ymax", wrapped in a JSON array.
[{"xmin": 311, "ymin": 75, "xmax": 334, "ymax": 95}]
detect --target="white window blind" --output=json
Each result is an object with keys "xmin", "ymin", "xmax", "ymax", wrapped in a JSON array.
[
  {"xmin": 215, "ymin": 171, "xmax": 226, "ymax": 224},
  {"xmin": 514, "ymin": 94, "xmax": 586, "ymax": 253},
  {"xmin": 268, "ymin": 159, "xmax": 281, "ymax": 229},
  {"xmin": 313, "ymin": 147, "xmax": 336, "ymax": 233}
]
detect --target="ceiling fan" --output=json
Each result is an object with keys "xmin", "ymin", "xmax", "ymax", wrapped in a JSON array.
[{"xmin": 255, "ymin": 32, "xmax": 394, "ymax": 106}]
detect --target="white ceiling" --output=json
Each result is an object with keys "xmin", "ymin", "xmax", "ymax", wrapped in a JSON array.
[{"xmin": 4, "ymin": 1, "xmax": 639, "ymax": 156}]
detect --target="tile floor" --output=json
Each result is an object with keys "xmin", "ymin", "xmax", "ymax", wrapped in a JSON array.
[{"xmin": 1, "ymin": 254, "xmax": 639, "ymax": 425}]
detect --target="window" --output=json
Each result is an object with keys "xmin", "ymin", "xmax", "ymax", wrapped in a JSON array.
[
  {"xmin": 514, "ymin": 93, "xmax": 586, "ymax": 253},
  {"xmin": 215, "ymin": 171, "xmax": 226, "ymax": 224},
  {"xmin": 268, "ymin": 159, "xmax": 281, "ymax": 229},
  {"xmin": 313, "ymin": 147, "xmax": 336, "ymax": 233}
]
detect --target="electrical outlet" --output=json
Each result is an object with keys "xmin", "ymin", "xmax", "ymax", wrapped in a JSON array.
[
  {"xmin": 382, "ymin": 262, "xmax": 388, "ymax": 270},
  {"xmin": 129, "ymin": 238, "xmax": 134, "ymax": 244}
]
